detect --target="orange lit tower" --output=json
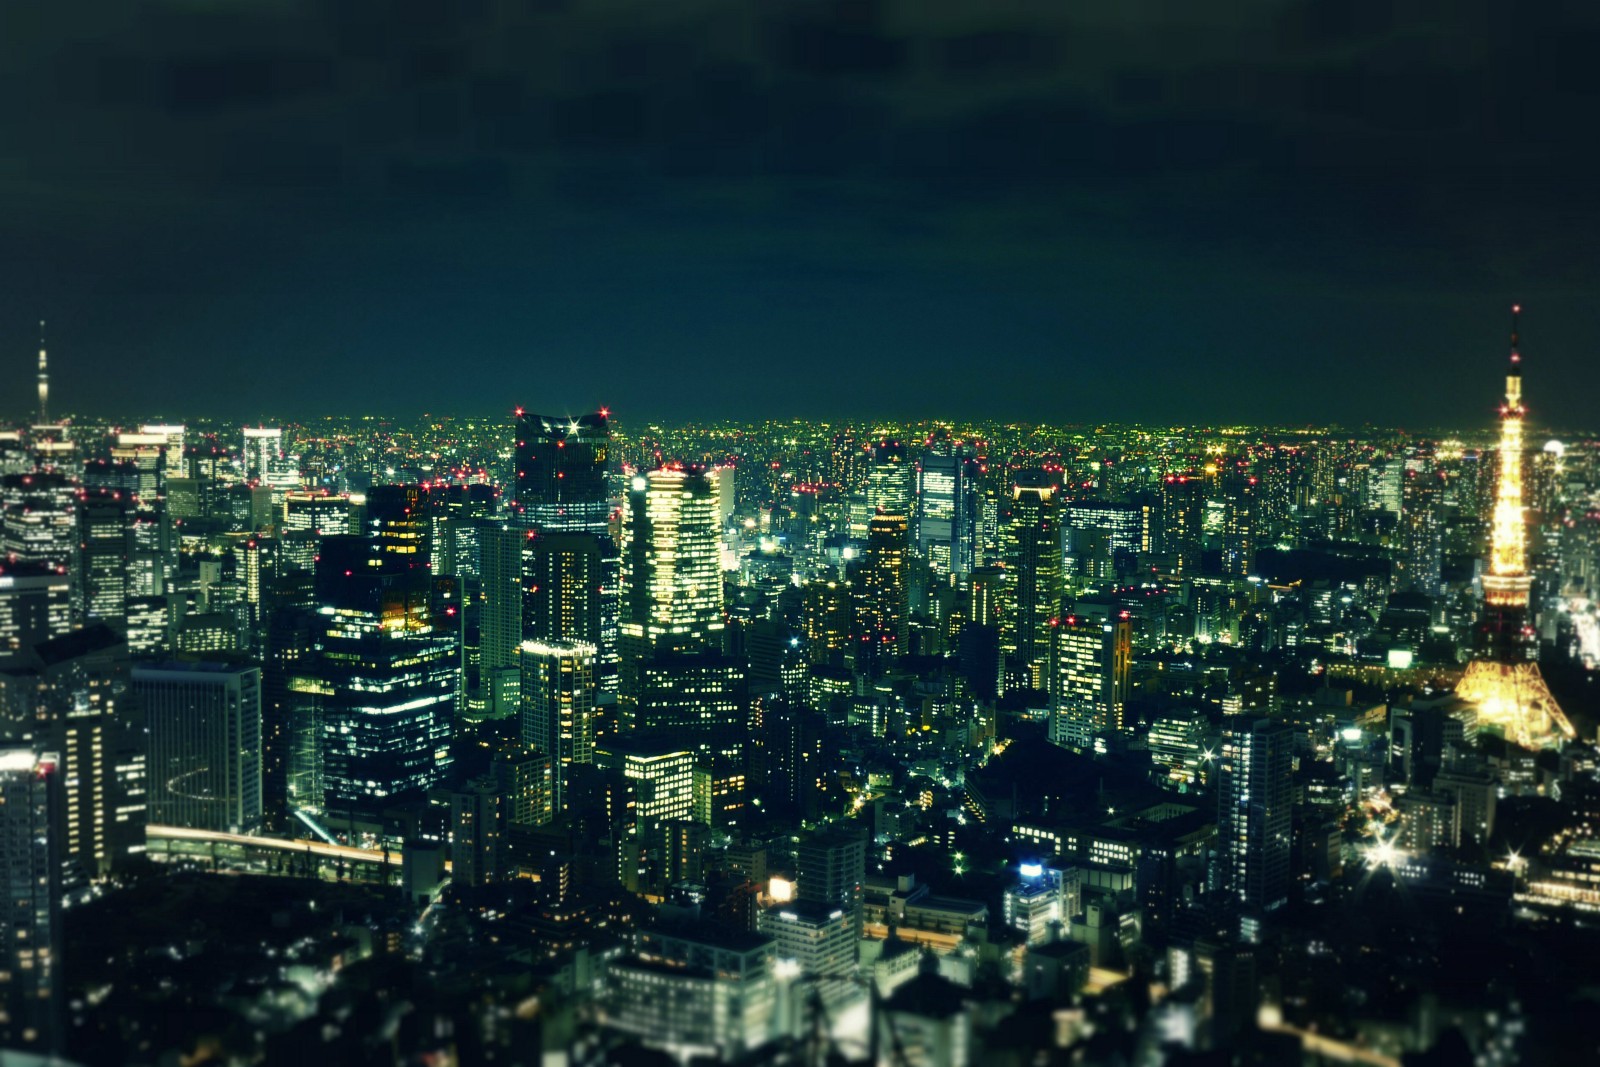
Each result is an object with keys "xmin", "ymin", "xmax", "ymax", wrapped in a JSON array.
[{"xmin": 1455, "ymin": 307, "xmax": 1576, "ymax": 747}]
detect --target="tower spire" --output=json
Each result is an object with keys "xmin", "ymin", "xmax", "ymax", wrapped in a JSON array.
[{"xmin": 36, "ymin": 319, "xmax": 48, "ymax": 425}]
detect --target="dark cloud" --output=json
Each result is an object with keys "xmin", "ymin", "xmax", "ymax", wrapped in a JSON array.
[{"xmin": 1, "ymin": 0, "xmax": 1597, "ymax": 427}]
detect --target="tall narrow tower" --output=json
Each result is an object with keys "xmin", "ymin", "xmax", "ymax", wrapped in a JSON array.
[
  {"xmin": 36, "ymin": 320, "xmax": 48, "ymax": 425},
  {"xmin": 1456, "ymin": 306, "xmax": 1576, "ymax": 747}
]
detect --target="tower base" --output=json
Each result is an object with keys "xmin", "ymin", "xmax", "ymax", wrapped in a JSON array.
[{"xmin": 1456, "ymin": 658, "xmax": 1576, "ymax": 749}]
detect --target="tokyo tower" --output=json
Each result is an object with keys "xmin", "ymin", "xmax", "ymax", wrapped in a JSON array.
[{"xmin": 1454, "ymin": 306, "xmax": 1576, "ymax": 748}]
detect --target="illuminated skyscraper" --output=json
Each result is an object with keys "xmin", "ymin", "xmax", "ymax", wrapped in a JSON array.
[
  {"xmin": 619, "ymin": 468, "xmax": 725, "ymax": 718},
  {"xmin": 1216, "ymin": 717, "xmax": 1292, "ymax": 924},
  {"xmin": 0, "ymin": 561, "xmax": 72, "ymax": 662},
  {"xmin": 1220, "ymin": 464, "xmax": 1259, "ymax": 577},
  {"xmin": 1003, "ymin": 477, "xmax": 1062, "ymax": 689},
  {"xmin": 241, "ymin": 427, "xmax": 283, "ymax": 483},
  {"xmin": 1064, "ymin": 501, "xmax": 1151, "ymax": 584},
  {"xmin": 78, "ymin": 489, "xmax": 130, "ymax": 625},
  {"xmin": 0, "ymin": 747, "xmax": 58, "ymax": 1053},
  {"xmin": 855, "ymin": 513, "xmax": 910, "ymax": 671},
  {"xmin": 916, "ymin": 433, "xmax": 979, "ymax": 577},
  {"xmin": 519, "ymin": 638, "xmax": 597, "ymax": 814},
  {"xmin": 133, "ymin": 661, "xmax": 263, "ymax": 834},
  {"xmin": 4, "ymin": 624, "xmax": 147, "ymax": 883},
  {"xmin": 527, "ymin": 530, "xmax": 614, "ymax": 689},
  {"xmin": 866, "ymin": 440, "xmax": 914, "ymax": 518},
  {"xmin": 513, "ymin": 410, "xmax": 613, "ymax": 532},
  {"xmin": 1, "ymin": 471, "xmax": 78, "ymax": 577},
  {"xmin": 1049, "ymin": 612, "xmax": 1131, "ymax": 751},
  {"xmin": 310, "ymin": 538, "xmax": 457, "ymax": 815},
  {"xmin": 1160, "ymin": 473, "xmax": 1206, "ymax": 576},
  {"xmin": 512, "ymin": 410, "xmax": 619, "ymax": 693},
  {"xmin": 1456, "ymin": 308, "xmax": 1575, "ymax": 747}
]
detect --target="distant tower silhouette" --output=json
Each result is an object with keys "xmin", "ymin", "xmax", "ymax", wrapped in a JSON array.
[
  {"xmin": 36, "ymin": 320, "xmax": 48, "ymax": 424},
  {"xmin": 1455, "ymin": 305, "xmax": 1575, "ymax": 747}
]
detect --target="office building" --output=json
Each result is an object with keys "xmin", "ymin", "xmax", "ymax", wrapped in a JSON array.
[
  {"xmin": 513, "ymin": 410, "xmax": 613, "ymax": 533},
  {"xmin": 604, "ymin": 924, "xmax": 777, "ymax": 1061},
  {"xmin": 916, "ymin": 434, "xmax": 979, "ymax": 577},
  {"xmin": 311, "ymin": 538, "xmax": 457, "ymax": 815},
  {"xmin": 132, "ymin": 661, "xmax": 263, "ymax": 834},
  {"xmin": 78, "ymin": 489, "xmax": 130, "ymax": 625},
  {"xmin": 1003, "ymin": 478, "xmax": 1062, "ymax": 689},
  {"xmin": 0, "ymin": 561, "xmax": 72, "ymax": 663},
  {"xmin": 619, "ymin": 468, "xmax": 724, "ymax": 716},
  {"xmin": 855, "ymin": 514, "xmax": 910, "ymax": 670},
  {"xmin": 5, "ymin": 624, "xmax": 147, "ymax": 883},
  {"xmin": 0, "ymin": 748, "xmax": 59, "ymax": 1053},
  {"xmin": 519, "ymin": 639, "xmax": 597, "ymax": 814},
  {"xmin": 1216, "ymin": 718, "xmax": 1292, "ymax": 924},
  {"xmin": 1049, "ymin": 613, "xmax": 1131, "ymax": 752}
]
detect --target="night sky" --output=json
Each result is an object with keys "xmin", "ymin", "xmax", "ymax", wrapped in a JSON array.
[{"xmin": 5, "ymin": 1, "xmax": 1599, "ymax": 428}]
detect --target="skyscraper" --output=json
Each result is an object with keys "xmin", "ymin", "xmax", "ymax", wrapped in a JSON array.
[
  {"xmin": 619, "ymin": 468, "xmax": 725, "ymax": 719},
  {"xmin": 1063, "ymin": 501, "xmax": 1151, "ymax": 585},
  {"xmin": 855, "ymin": 513, "xmax": 910, "ymax": 670},
  {"xmin": 310, "ymin": 537, "xmax": 456, "ymax": 815},
  {"xmin": 916, "ymin": 434, "xmax": 979, "ymax": 578},
  {"xmin": 0, "ymin": 560, "xmax": 72, "ymax": 663},
  {"xmin": 1003, "ymin": 477, "xmax": 1062, "ymax": 690},
  {"xmin": 0, "ymin": 747, "xmax": 58, "ymax": 1053},
  {"xmin": 1160, "ymin": 473, "xmax": 1206, "ymax": 576},
  {"xmin": 78, "ymin": 488, "xmax": 130, "ymax": 626},
  {"xmin": 2, "ymin": 624, "xmax": 147, "ymax": 883},
  {"xmin": 1049, "ymin": 612, "xmax": 1131, "ymax": 751},
  {"xmin": 1216, "ymin": 717, "xmax": 1292, "ymax": 924},
  {"xmin": 519, "ymin": 638, "xmax": 597, "ymax": 814},
  {"xmin": 132, "ymin": 661, "xmax": 263, "ymax": 834},
  {"xmin": 513, "ymin": 410, "xmax": 613, "ymax": 532},
  {"xmin": 512, "ymin": 410, "xmax": 619, "ymax": 694},
  {"xmin": 478, "ymin": 526, "xmax": 530, "ymax": 719}
]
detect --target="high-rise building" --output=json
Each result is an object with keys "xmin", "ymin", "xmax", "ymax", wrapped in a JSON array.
[
  {"xmin": 793, "ymin": 823, "xmax": 866, "ymax": 941},
  {"xmin": 513, "ymin": 410, "xmax": 613, "ymax": 532},
  {"xmin": 242, "ymin": 428, "xmax": 284, "ymax": 484},
  {"xmin": 0, "ymin": 747, "xmax": 59, "ymax": 1053},
  {"xmin": 619, "ymin": 468, "xmax": 724, "ymax": 718},
  {"xmin": 1216, "ymin": 717, "xmax": 1292, "ymax": 924},
  {"xmin": 866, "ymin": 440, "xmax": 914, "ymax": 518},
  {"xmin": 78, "ymin": 489, "xmax": 130, "ymax": 626},
  {"xmin": 478, "ymin": 526, "xmax": 529, "ymax": 719},
  {"xmin": 1049, "ymin": 612, "xmax": 1131, "ymax": 751},
  {"xmin": 0, "ymin": 561, "xmax": 72, "ymax": 663},
  {"xmin": 854, "ymin": 513, "xmax": 910, "ymax": 670},
  {"xmin": 1064, "ymin": 501, "xmax": 1151, "ymax": 584},
  {"xmin": 519, "ymin": 639, "xmax": 597, "ymax": 815},
  {"xmin": 450, "ymin": 775, "xmax": 502, "ymax": 887},
  {"xmin": 1455, "ymin": 309, "xmax": 1576, "ymax": 748},
  {"xmin": 1, "ymin": 471, "xmax": 78, "ymax": 576},
  {"xmin": 1003, "ymin": 477, "xmax": 1062, "ymax": 689},
  {"xmin": 1220, "ymin": 465, "xmax": 1259, "ymax": 577},
  {"xmin": 1400, "ymin": 464, "xmax": 1445, "ymax": 595},
  {"xmin": 1, "ymin": 624, "xmax": 147, "ymax": 883},
  {"xmin": 132, "ymin": 661, "xmax": 263, "ymax": 834},
  {"xmin": 310, "ymin": 538, "xmax": 457, "ymax": 815},
  {"xmin": 916, "ymin": 434, "xmax": 979, "ymax": 577},
  {"xmin": 1160, "ymin": 473, "xmax": 1206, "ymax": 576},
  {"xmin": 635, "ymin": 649, "xmax": 748, "ymax": 754},
  {"xmin": 527, "ymin": 529, "xmax": 616, "ymax": 693}
]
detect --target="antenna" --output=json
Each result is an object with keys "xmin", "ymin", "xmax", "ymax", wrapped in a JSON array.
[
  {"xmin": 1509, "ymin": 304, "xmax": 1522, "ymax": 367},
  {"xmin": 36, "ymin": 319, "xmax": 49, "ymax": 425}
]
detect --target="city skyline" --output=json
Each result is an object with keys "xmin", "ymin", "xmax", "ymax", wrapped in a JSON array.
[{"xmin": 7, "ymin": 4, "xmax": 1600, "ymax": 1064}]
